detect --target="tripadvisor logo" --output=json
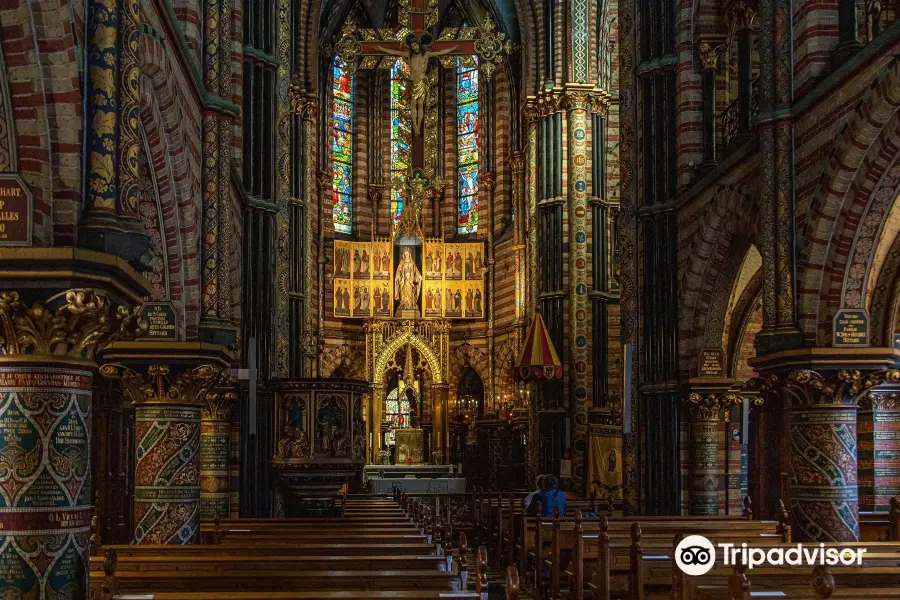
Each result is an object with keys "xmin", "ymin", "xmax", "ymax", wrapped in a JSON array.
[
  {"xmin": 674, "ymin": 535, "xmax": 869, "ymax": 576},
  {"xmin": 675, "ymin": 535, "xmax": 716, "ymax": 576}
]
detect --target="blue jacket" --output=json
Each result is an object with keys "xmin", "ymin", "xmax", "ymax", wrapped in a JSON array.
[{"xmin": 539, "ymin": 488, "xmax": 567, "ymax": 517}]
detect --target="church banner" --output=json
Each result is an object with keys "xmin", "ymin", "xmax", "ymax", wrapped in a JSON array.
[{"xmin": 333, "ymin": 238, "xmax": 483, "ymax": 320}]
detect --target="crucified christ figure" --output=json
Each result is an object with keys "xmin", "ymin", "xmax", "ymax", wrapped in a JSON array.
[{"xmin": 375, "ymin": 40, "xmax": 460, "ymax": 136}]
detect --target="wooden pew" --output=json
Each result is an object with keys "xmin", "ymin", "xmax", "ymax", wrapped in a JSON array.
[
  {"xmin": 527, "ymin": 506, "xmax": 779, "ymax": 594},
  {"xmin": 95, "ymin": 536, "xmax": 479, "ymax": 598}
]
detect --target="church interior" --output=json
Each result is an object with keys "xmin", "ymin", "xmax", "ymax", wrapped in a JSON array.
[{"xmin": 2, "ymin": 0, "xmax": 900, "ymax": 597}]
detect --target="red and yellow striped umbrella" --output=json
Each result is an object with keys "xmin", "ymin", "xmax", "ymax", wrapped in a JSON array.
[{"xmin": 515, "ymin": 313, "xmax": 563, "ymax": 381}]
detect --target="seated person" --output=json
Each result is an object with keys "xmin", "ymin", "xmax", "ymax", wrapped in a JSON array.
[
  {"xmin": 538, "ymin": 474, "xmax": 567, "ymax": 517},
  {"xmin": 524, "ymin": 475, "xmax": 545, "ymax": 515}
]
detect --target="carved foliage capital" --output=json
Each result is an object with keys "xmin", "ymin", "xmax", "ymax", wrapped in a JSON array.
[
  {"xmin": 780, "ymin": 369, "xmax": 900, "ymax": 408},
  {"xmin": 509, "ymin": 153, "xmax": 526, "ymax": 174},
  {"xmin": 685, "ymin": 391, "xmax": 741, "ymax": 421},
  {"xmin": 0, "ymin": 290, "xmax": 146, "ymax": 360},
  {"xmin": 697, "ymin": 41, "xmax": 725, "ymax": 70},
  {"xmin": 203, "ymin": 391, "xmax": 237, "ymax": 421},
  {"xmin": 101, "ymin": 363, "xmax": 223, "ymax": 407},
  {"xmin": 562, "ymin": 91, "xmax": 592, "ymax": 112}
]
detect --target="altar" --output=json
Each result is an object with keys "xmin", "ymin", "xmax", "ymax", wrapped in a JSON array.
[{"xmin": 363, "ymin": 464, "xmax": 466, "ymax": 494}]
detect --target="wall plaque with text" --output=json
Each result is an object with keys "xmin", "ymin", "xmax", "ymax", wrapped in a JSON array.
[
  {"xmin": 699, "ymin": 348, "xmax": 725, "ymax": 377},
  {"xmin": 139, "ymin": 302, "xmax": 178, "ymax": 341},
  {"xmin": 0, "ymin": 174, "xmax": 33, "ymax": 245},
  {"xmin": 833, "ymin": 309, "xmax": 870, "ymax": 347}
]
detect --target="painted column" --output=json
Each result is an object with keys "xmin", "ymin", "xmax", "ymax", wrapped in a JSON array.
[
  {"xmin": 522, "ymin": 99, "xmax": 541, "ymax": 486},
  {"xmin": 755, "ymin": 0, "xmax": 802, "ymax": 352},
  {"xmin": 0, "ymin": 362, "xmax": 93, "ymax": 597},
  {"xmin": 564, "ymin": 88, "xmax": 593, "ymax": 495},
  {"xmin": 778, "ymin": 370, "xmax": 899, "ymax": 542},
  {"xmin": 102, "ymin": 364, "xmax": 221, "ymax": 544},
  {"xmin": 685, "ymin": 389, "xmax": 740, "ymax": 515},
  {"xmin": 0, "ymin": 290, "xmax": 138, "ymax": 598},
  {"xmin": 201, "ymin": 391, "xmax": 236, "ymax": 518},
  {"xmin": 859, "ymin": 389, "xmax": 900, "ymax": 512},
  {"xmin": 85, "ymin": 0, "xmax": 118, "ymax": 219},
  {"xmin": 200, "ymin": 0, "xmax": 223, "ymax": 330}
]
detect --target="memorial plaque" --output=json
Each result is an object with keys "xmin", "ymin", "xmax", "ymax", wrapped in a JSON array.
[
  {"xmin": 833, "ymin": 308, "xmax": 870, "ymax": 347},
  {"xmin": 0, "ymin": 174, "xmax": 33, "ymax": 246},
  {"xmin": 139, "ymin": 302, "xmax": 178, "ymax": 341},
  {"xmin": 699, "ymin": 348, "xmax": 725, "ymax": 377}
]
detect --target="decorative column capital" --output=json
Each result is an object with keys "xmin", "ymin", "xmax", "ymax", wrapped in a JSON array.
[
  {"xmin": 202, "ymin": 391, "xmax": 237, "ymax": 421},
  {"xmin": 289, "ymin": 82, "xmax": 316, "ymax": 119},
  {"xmin": 510, "ymin": 153, "xmax": 526, "ymax": 174},
  {"xmin": 562, "ymin": 89, "xmax": 592, "ymax": 112},
  {"xmin": 697, "ymin": 40, "xmax": 726, "ymax": 70},
  {"xmin": 779, "ymin": 369, "xmax": 900, "ymax": 408},
  {"xmin": 728, "ymin": 1, "xmax": 757, "ymax": 31},
  {"xmin": 316, "ymin": 171, "xmax": 331, "ymax": 191},
  {"xmin": 0, "ymin": 290, "xmax": 146, "ymax": 360},
  {"xmin": 860, "ymin": 388, "xmax": 900, "ymax": 411},
  {"xmin": 481, "ymin": 171, "xmax": 496, "ymax": 192},
  {"xmin": 367, "ymin": 184, "xmax": 385, "ymax": 205},
  {"xmin": 100, "ymin": 363, "xmax": 223, "ymax": 407},
  {"xmin": 522, "ymin": 98, "xmax": 541, "ymax": 122},
  {"xmin": 685, "ymin": 390, "xmax": 742, "ymax": 421}
]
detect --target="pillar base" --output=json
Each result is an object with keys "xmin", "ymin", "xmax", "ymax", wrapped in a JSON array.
[
  {"xmin": 199, "ymin": 321, "xmax": 238, "ymax": 348},
  {"xmin": 753, "ymin": 326, "xmax": 804, "ymax": 355}
]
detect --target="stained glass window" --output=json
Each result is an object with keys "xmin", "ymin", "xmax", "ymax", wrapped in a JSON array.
[
  {"xmin": 457, "ymin": 57, "xmax": 479, "ymax": 234},
  {"xmin": 391, "ymin": 59, "xmax": 411, "ymax": 229},
  {"xmin": 384, "ymin": 387, "xmax": 412, "ymax": 446},
  {"xmin": 332, "ymin": 56, "xmax": 354, "ymax": 235}
]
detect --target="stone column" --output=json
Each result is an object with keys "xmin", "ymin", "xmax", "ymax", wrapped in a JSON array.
[
  {"xmin": 102, "ymin": 364, "xmax": 221, "ymax": 544},
  {"xmin": 0, "ymin": 290, "xmax": 139, "ymax": 598},
  {"xmin": 685, "ymin": 385, "xmax": 740, "ymax": 515},
  {"xmin": 859, "ymin": 388, "xmax": 900, "ymax": 512},
  {"xmin": 835, "ymin": 0, "xmax": 861, "ymax": 61},
  {"xmin": 729, "ymin": 2, "xmax": 756, "ymax": 140},
  {"xmin": 697, "ymin": 41, "xmax": 723, "ymax": 168},
  {"xmin": 201, "ymin": 390, "xmax": 236, "ymax": 519},
  {"xmin": 779, "ymin": 370, "xmax": 881, "ymax": 542},
  {"xmin": 564, "ymin": 87, "xmax": 593, "ymax": 495}
]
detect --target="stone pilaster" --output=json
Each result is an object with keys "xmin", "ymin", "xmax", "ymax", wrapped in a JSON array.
[
  {"xmin": 201, "ymin": 389, "xmax": 237, "ymax": 519},
  {"xmin": 684, "ymin": 382, "xmax": 740, "ymax": 516},
  {"xmin": 102, "ymin": 364, "xmax": 222, "ymax": 544},
  {"xmin": 0, "ymin": 289, "xmax": 143, "ymax": 598}
]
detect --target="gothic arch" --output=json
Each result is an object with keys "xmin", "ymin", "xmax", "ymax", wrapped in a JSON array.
[
  {"xmin": 449, "ymin": 342, "xmax": 490, "ymax": 402},
  {"xmin": 798, "ymin": 58, "xmax": 900, "ymax": 344},
  {"xmin": 726, "ymin": 268, "xmax": 762, "ymax": 378},
  {"xmin": 374, "ymin": 331, "xmax": 444, "ymax": 385},
  {"xmin": 679, "ymin": 185, "xmax": 758, "ymax": 375}
]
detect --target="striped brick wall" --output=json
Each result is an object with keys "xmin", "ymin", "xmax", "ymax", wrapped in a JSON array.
[
  {"xmin": 793, "ymin": 0, "xmax": 839, "ymax": 97},
  {"xmin": 0, "ymin": 0, "xmax": 82, "ymax": 246},
  {"xmin": 675, "ymin": 0, "xmax": 703, "ymax": 191},
  {"xmin": 172, "ymin": 0, "xmax": 202, "ymax": 64}
]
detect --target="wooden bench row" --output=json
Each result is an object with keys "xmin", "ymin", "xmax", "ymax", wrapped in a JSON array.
[{"xmin": 560, "ymin": 510, "xmax": 900, "ymax": 600}]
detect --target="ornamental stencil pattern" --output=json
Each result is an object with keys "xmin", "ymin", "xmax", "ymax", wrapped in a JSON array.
[
  {"xmin": 0, "ymin": 367, "xmax": 93, "ymax": 599},
  {"xmin": 133, "ymin": 406, "xmax": 202, "ymax": 545},
  {"xmin": 572, "ymin": 0, "xmax": 590, "ymax": 83},
  {"xmin": 788, "ymin": 408, "xmax": 860, "ymax": 542}
]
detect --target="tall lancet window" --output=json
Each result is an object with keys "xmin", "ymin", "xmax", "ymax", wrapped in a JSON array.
[
  {"xmin": 390, "ymin": 59, "xmax": 411, "ymax": 228},
  {"xmin": 332, "ymin": 56, "xmax": 354, "ymax": 235},
  {"xmin": 456, "ymin": 57, "xmax": 479, "ymax": 234}
]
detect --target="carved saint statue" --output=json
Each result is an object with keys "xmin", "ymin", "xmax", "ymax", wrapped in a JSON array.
[
  {"xmin": 374, "ymin": 40, "xmax": 459, "ymax": 136},
  {"xmin": 394, "ymin": 247, "xmax": 423, "ymax": 312}
]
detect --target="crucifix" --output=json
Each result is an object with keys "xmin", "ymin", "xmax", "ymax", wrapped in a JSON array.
[{"xmin": 335, "ymin": 0, "xmax": 512, "ymax": 176}]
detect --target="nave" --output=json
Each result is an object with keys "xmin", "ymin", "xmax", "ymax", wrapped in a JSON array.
[{"xmin": 89, "ymin": 490, "xmax": 900, "ymax": 599}]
